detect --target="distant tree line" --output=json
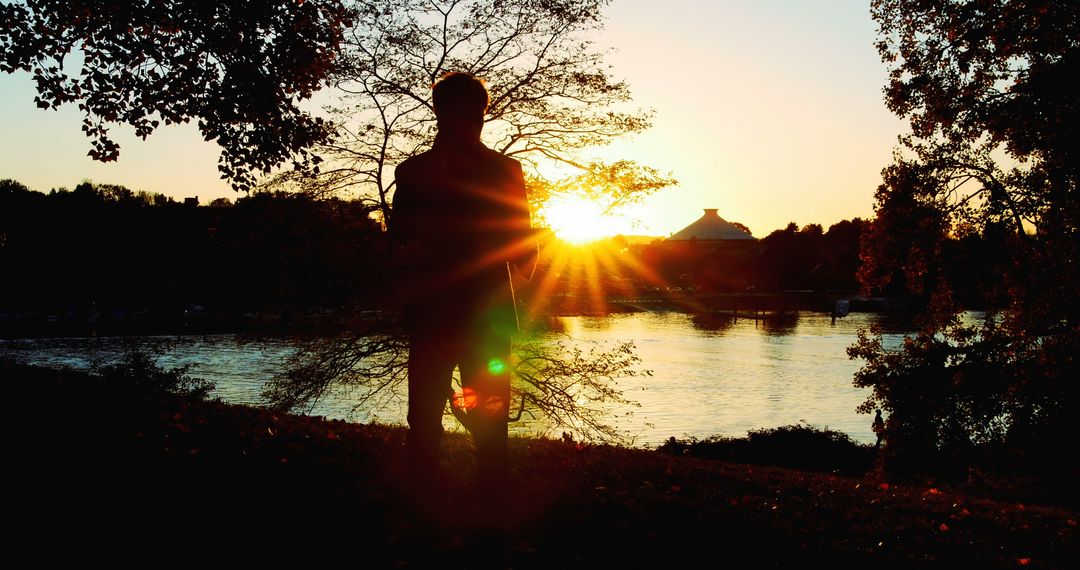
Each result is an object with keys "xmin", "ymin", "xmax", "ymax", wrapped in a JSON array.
[
  {"xmin": 636, "ymin": 221, "xmax": 869, "ymax": 295},
  {"xmin": 632, "ymin": 219, "xmax": 1004, "ymax": 308},
  {"xmin": 0, "ymin": 179, "xmax": 383, "ymax": 335},
  {"xmin": 2, "ymin": 178, "xmax": 1015, "ymax": 336}
]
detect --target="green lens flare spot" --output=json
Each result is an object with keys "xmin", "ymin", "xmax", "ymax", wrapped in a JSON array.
[{"xmin": 487, "ymin": 358, "xmax": 506, "ymax": 375}]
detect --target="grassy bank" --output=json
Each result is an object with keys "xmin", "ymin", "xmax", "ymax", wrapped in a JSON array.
[{"xmin": 2, "ymin": 360, "xmax": 1076, "ymax": 568}]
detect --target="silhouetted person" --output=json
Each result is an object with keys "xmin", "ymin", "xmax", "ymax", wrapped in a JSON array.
[
  {"xmin": 872, "ymin": 409, "xmax": 885, "ymax": 449},
  {"xmin": 392, "ymin": 73, "xmax": 537, "ymax": 496}
]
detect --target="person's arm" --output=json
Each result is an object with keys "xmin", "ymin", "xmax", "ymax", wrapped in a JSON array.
[
  {"xmin": 508, "ymin": 160, "xmax": 539, "ymax": 282},
  {"xmin": 388, "ymin": 163, "xmax": 411, "ymax": 246},
  {"xmin": 389, "ymin": 163, "xmax": 418, "ymax": 289}
]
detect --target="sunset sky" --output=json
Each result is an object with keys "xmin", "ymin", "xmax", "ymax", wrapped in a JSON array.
[{"xmin": 0, "ymin": 0, "xmax": 903, "ymax": 238}]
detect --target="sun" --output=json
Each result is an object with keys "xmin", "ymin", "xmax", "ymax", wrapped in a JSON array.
[{"xmin": 541, "ymin": 194, "xmax": 624, "ymax": 245}]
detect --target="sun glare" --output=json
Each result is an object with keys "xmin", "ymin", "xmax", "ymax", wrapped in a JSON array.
[{"xmin": 542, "ymin": 194, "xmax": 622, "ymax": 245}]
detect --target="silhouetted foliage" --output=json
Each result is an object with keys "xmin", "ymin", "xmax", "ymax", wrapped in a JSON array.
[
  {"xmin": 261, "ymin": 0, "xmax": 671, "ymax": 443},
  {"xmin": 0, "ymin": 0, "xmax": 352, "ymax": 190},
  {"xmin": 264, "ymin": 312, "xmax": 650, "ymax": 444},
  {"xmin": 263, "ymin": 314, "xmax": 409, "ymax": 414},
  {"xmin": 632, "ymin": 218, "xmax": 869, "ymax": 296},
  {"xmin": 10, "ymin": 360, "xmax": 1079, "ymax": 566},
  {"xmin": 217, "ymin": 191, "xmax": 386, "ymax": 313},
  {"xmin": 0, "ymin": 178, "xmax": 32, "ymax": 195},
  {"xmin": 502, "ymin": 337, "xmax": 647, "ymax": 442},
  {"xmin": 758, "ymin": 222, "xmax": 845, "ymax": 291},
  {"xmin": 853, "ymin": 0, "xmax": 1080, "ymax": 482},
  {"xmin": 0, "ymin": 181, "xmax": 384, "ymax": 336},
  {"xmin": 92, "ymin": 349, "xmax": 214, "ymax": 401},
  {"xmin": 1, "ymin": 180, "xmax": 985, "ymax": 338},
  {"xmin": 266, "ymin": 0, "xmax": 674, "ymax": 224},
  {"xmin": 658, "ymin": 424, "xmax": 876, "ymax": 478}
]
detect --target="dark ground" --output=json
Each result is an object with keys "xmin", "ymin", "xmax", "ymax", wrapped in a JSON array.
[{"xmin": 2, "ymin": 361, "xmax": 1076, "ymax": 568}]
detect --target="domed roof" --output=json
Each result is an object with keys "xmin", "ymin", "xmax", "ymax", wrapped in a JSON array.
[{"xmin": 669, "ymin": 209, "xmax": 755, "ymax": 241}]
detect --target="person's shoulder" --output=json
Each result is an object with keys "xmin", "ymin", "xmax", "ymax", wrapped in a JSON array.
[
  {"xmin": 395, "ymin": 151, "xmax": 436, "ymax": 178},
  {"xmin": 480, "ymin": 146, "xmax": 515, "ymax": 162},
  {"xmin": 480, "ymin": 147, "xmax": 522, "ymax": 174}
]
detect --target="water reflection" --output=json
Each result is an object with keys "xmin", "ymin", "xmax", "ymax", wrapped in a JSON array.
[
  {"xmin": 689, "ymin": 312, "xmax": 735, "ymax": 334},
  {"xmin": 760, "ymin": 312, "xmax": 799, "ymax": 335},
  {"xmin": 1, "ymin": 311, "xmax": 984, "ymax": 448}
]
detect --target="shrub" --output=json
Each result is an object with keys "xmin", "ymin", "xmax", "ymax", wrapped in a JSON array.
[
  {"xmin": 658, "ymin": 424, "xmax": 876, "ymax": 478},
  {"xmin": 92, "ymin": 349, "xmax": 214, "ymax": 401}
]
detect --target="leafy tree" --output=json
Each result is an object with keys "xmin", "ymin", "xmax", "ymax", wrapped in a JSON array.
[
  {"xmin": 0, "ymin": 181, "xmax": 389, "ymax": 334},
  {"xmin": 852, "ymin": 0, "xmax": 1080, "ymax": 479},
  {"xmin": 729, "ymin": 221, "xmax": 754, "ymax": 237},
  {"xmin": 0, "ymin": 178, "xmax": 32, "ymax": 195},
  {"xmin": 758, "ymin": 223, "xmax": 828, "ymax": 291},
  {"xmin": 0, "ymin": 0, "xmax": 353, "ymax": 191},
  {"xmin": 823, "ymin": 218, "xmax": 866, "ymax": 291},
  {"xmin": 217, "ymin": 191, "xmax": 386, "ymax": 311}
]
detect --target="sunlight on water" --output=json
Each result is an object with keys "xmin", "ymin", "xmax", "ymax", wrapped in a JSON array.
[
  {"xmin": 547, "ymin": 312, "xmax": 910, "ymax": 446},
  {"xmin": 0, "ymin": 312, "xmax": 982, "ymax": 447}
]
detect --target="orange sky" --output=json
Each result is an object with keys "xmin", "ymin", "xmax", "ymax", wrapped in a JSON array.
[{"xmin": 0, "ymin": 1, "xmax": 902, "ymax": 238}]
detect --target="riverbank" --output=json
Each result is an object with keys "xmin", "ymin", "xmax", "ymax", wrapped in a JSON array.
[
  {"xmin": 1, "ymin": 290, "xmax": 911, "ymax": 339},
  {"xmin": 3, "ymin": 361, "xmax": 1076, "ymax": 568},
  {"xmin": 2, "ymin": 311, "xmax": 929, "ymax": 446}
]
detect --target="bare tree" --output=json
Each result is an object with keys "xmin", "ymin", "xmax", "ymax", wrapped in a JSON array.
[
  {"xmin": 270, "ymin": 0, "xmax": 673, "ymax": 222},
  {"xmin": 263, "ymin": 0, "xmax": 669, "ymax": 443},
  {"xmin": 264, "ymin": 314, "xmax": 649, "ymax": 444}
]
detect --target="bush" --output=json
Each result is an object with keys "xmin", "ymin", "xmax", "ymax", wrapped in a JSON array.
[
  {"xmin": 658, "ymin": 424, "xmax": 876, "ymax": 478},
  {"xmin": 92, "ymin": 349, "xmax": 214, "ymax": 401}
]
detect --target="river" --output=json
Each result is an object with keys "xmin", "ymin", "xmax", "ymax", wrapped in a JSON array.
[{"xmin": 1, "ymin": 310, "xmax": 953, "ymax": 447}]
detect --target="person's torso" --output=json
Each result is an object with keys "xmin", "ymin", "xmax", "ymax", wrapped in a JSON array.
[{"xmin": 393, "ymin": 144, "xmax": 524, "ymax": 330}]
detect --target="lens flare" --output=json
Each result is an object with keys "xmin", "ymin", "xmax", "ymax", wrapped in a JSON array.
[
  {"xmin": 487, "ymin": 358, "xmax": 506, "ymax": 375},
  {"xmin": 452, "ymin": 387, "xmax": 478, "ymax": 410},
  {"xmin": 541, "ymin": 194, "xmax": 624, "ymax": 245}
]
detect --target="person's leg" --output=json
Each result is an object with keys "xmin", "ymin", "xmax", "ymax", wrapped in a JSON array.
[
  {"xmin": 407, "ymin": 331, "xmax": 456, "ymax": 476},
  {"xmin": 459, "ymin": 330, "xmax": 512, "ymax": 489}
]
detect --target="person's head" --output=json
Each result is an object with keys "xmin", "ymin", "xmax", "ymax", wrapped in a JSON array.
[
  {"xmin": 432, "ymin": 72, "xmax": 488, "ymax": 138},
  {"xmin": 875, "ymin": 409, "xmax": 882, "ymax": 415}
]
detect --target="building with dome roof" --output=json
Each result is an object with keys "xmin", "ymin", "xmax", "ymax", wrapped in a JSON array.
[
  {"xmin": 667, "ymin": 208, "xmax": 757, "ymax": 252},
  {"xmin": 669, "ymin": 208, "xmax": 755, "ymax": 241},
  {"xmin": 629, "ymin": 208, "xmax": 761, "ymax": 293}
]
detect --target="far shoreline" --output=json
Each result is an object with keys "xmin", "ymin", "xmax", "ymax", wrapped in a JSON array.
[{"xmin": 0, "ymin": 292, "xmax": 917, "ymax": 340}]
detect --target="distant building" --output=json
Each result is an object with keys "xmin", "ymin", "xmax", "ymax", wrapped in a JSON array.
[
  {"xmin": 645, "ymin": 208, "xmax": 759, "ymax": 292},
  {"xmin": 667, "ymin": 208, "xmax": 756, "ymax": 252},
  {"xmin": 184, "ymin": 196, "xmax": 199, "ymax": 207}
]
